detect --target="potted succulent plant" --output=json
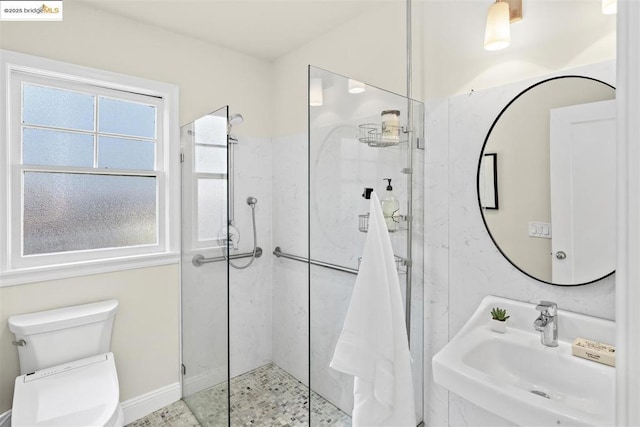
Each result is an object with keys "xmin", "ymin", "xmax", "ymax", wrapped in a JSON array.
[{"xmin": 490, "ymin": 307, "xmax": 510, "ymax": 333}]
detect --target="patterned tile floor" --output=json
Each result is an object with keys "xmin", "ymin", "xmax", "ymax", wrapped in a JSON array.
[
  {"xmin": 128, "ymin": 363, "xmax": 351, "ymax": 426},
  {"xmin": 126, "ymin": 400, "xmax": 200, "ymax": 426}
]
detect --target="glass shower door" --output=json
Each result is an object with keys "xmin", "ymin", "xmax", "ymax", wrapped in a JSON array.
[
  {"xmin": 308, "ymin": 66, "xmax": 424, "ymax": 426},
  {"xmin": 181, "ymin": 106, "xmax": 230, "ymax": 426}
]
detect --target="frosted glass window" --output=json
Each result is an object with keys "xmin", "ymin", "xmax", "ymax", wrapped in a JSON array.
[
  {"xmin": 23, "ymin": 84, "xmax": 94, "ymax": 131},
  {"xmin": 197, "ymin": 179, "xmax": 226, "ymax": 242},
  {"xmin": 195, "ymin": 145, "xmax": 226, "ymax": 174},
  {"xmin": 23, "ymin": 172, "xmax": 157, "ymax": 255},
  {"xmin": 98, "ymin": 136, "xmax": 155, "ymax": 170},
  {"xmin": 99, "ymin": 97, "xmax": 156, "ymax": 138},
  {"xmin": 23, "ymin": 128, "xmax": 94, "ymax": 167},
  {"xmin": 194, "ymin": 115, "xmax": 226, "ymax": 146}
]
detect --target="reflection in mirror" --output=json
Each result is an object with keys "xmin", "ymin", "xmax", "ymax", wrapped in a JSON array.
[
  {"xmin": 479, "ymin": 153, "xmax": 498, "ymax": 210},
  {"xmin": 478, "ymin": 76, "xmax": 615, "ymax": 286}
]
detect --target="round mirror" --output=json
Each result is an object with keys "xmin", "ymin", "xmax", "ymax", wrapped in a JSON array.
[{"xmin": 478, "ymin": 76, "xmax": 615, "ymax": 286}]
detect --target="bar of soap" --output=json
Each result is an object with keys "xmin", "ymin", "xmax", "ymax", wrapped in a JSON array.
[{"xmin": 572, "ymin": 338, "xmax": 615, "ymax": 367}]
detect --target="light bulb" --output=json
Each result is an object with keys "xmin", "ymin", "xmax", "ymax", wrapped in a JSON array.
[
  {"xmin": 348, "ymin": 79, "xmax": 366, "ymax": 94},
  {"xmin": 309, "ymin": 78, "xmax": 323, "ymax": 106}
]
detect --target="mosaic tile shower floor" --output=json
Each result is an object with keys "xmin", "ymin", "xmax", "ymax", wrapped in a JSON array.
[{"xmin": 127, "ymin": 363, "xmax": 351, "ymax": 427}]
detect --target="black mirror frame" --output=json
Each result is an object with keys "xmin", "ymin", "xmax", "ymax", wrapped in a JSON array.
[{"xmin": 477, "ymin": 75, "xmax": 616, "ymax": 287}]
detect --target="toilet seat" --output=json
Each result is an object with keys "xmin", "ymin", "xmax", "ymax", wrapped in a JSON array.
[{"xmin": 12, "ymin": 352, "xmax": 122, "ymax": 427}]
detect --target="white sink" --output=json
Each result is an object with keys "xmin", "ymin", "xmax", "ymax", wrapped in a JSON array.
[{"xmin": 432, "ymin": 296, "xmax": 615, "ymax": 426}]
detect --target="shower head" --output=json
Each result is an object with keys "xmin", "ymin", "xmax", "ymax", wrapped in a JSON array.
[
  {"xmin": 229, "ymin": 113, "xmax": 244, "ymax": 126},
  {"xmin": 247, "ymin": 196, "xmax": 257, "ymax": 206}
]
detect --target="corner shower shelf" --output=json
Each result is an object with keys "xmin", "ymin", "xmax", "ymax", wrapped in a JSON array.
[
  {"xmin": 358, "ymin": 124, "xmax": 408, "ymax": 147},
  {"xmin": 358, "ymin": 212, "xmax": 407, "ymax": 233}
]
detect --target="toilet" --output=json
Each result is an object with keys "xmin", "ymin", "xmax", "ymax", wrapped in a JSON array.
[{"xmin": 9, "ymin": 300, "xmax": 124, "ymax": 427}]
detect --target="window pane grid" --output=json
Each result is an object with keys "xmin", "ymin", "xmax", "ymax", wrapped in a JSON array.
[
  {"xmin": 6, "ymin": 62, "xmax": 172, "ymax": 274},
  {"xmin": 21, "ymin": 126, "xmax": 95, "ymax": 167},
  {"xmin": 20, "ymin": 126, "xmax": 158, "ymax": 150},
  {"xmin": 21, "ymin": 127, "xmax": 157, "ymax": 167},
  {"xmin": 21, "ymin": 83, "xmax": 158, "ymax": 172},
  {"xmin": 194, "ymin": 172, "xmax": 227, "ymax": 180},
  {"xmin": 20, "ymin": 165, "xmax": 160, "ymax": 178},
  {"xmin": 22, "ymin": 82, "xmax": 97, "ymax": 132},
  {"xmin": 95, "ymin": 130, "xmax": 156, "ymax": 142},
  {"xmin": 98, "ymin": 95, "xmax": 157, "ymax": 139}
]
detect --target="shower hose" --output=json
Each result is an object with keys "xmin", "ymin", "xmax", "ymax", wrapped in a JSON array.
[{"xmin": 224, "ymin": 200, "xmax": 258, "ymax": 270}]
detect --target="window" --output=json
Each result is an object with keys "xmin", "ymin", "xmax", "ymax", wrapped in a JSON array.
[
  {"xmin": 182, "ymin": 109, "xmax": 228, "ymax": 252},
  {"xmin": 0, "ymin": 50, "xmax": 180, "ymax": 285},
  {"xmin": 192, "ymin": 112, "xmax": 228, "ymax": 248}
]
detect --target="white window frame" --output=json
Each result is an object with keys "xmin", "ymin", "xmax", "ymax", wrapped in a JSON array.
[
  {"xmin": 180, "ymin": 112, "xmax": 229, "ymax": 255},
  {"xmin": 0, "ymin": 50, "xmax": 180, "ymax": 286}
]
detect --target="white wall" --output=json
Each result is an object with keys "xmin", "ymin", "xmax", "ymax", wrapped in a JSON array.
[
  {"xmin": 615, "ymin": 3, "xmax": 640, "ymax": 424},
  {"xmin": 272, "ymin": 2, "xmax": 408, "ymax": 137},
  {"xmin": 0, "ymin": 1, "xmax": 272, "ymax": 134},
  {"xmin": 0, "ymin": 0, "xmax": 272, "ymax": 416},
  {"xmin": 421, "ymin": 1, "xmax": 616, "ymax": 98}
]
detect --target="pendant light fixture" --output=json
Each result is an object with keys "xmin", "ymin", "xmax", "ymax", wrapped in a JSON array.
[
  {"xmin": 484, "ymin": 0, "xmax": 523, "ymax": 51},
  {"xmin": 484, "ymin": 1, "xmax": 511, "ymax": 50}
]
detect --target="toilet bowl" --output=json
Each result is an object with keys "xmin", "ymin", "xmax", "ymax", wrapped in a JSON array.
[
  {"xmin": 8, "ymin": 300, "xmax": 123, "ymax": 427},
  {"xmin": 12, "ymin": 353, "xmax": 123, "ymax": 427}
]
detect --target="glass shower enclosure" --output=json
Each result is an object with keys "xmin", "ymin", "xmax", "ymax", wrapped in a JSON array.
[
  {"xmin": 179, "ymin": 67, "xmax": 424, "ymax": 426},
  {"xmin": 307, "ymin": 66, "xmax": 425, "ymax": 425},
  {"xmin": 180, "ymin": 106, "xmax": 230, "ymax": 426}
]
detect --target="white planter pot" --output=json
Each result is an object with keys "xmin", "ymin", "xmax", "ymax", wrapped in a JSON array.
[{"xmin": 490, "ymin": 319, "xmax": 507, "ymax": 333}]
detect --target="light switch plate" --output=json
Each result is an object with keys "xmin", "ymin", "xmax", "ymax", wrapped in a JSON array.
[{"xmin": 528, "ymin": 222, "xmax": 552, "ymax": 239}]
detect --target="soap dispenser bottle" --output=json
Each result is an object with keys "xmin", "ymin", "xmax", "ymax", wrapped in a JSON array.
[{"xmin": 381, "ymin": 178, "xmax": 399, "ymax": 232}]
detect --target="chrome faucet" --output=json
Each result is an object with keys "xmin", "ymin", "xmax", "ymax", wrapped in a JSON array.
[{"xmin": 533, "ymin": 301, "xmax": 558, "ymax": 347}]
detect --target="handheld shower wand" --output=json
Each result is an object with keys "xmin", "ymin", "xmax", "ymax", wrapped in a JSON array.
[{"xmin": 225, "ymin": 196, "xmax": 259, "ymax": 270}]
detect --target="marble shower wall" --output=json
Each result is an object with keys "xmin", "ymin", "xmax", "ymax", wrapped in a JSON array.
[
  {"xmin": 424, "ymin": 60, "xmax": 617, "ymax": 426},
  {"xmin": 182, "ymin": 134, "xmax": 273, "ymax": 396},
  {"xmin": 272, "ymin": 133, "xmax": 310, "ymax": 385},
  {"xmin": 228, "ymin": 135, "xmax": 274, "ymax": 378}
]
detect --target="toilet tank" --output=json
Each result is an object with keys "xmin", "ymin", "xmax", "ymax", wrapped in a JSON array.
[{"xmin": 8, "ymin": 300, "xmax": 119, "ymax": 374}]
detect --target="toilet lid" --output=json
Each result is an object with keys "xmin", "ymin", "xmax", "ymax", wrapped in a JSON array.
[{"xmin": 12, "ymin": 353, "xmax": 120, "ymax": 427}]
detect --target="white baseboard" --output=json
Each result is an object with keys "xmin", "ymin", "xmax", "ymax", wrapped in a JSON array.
[
  {"xmin": 0, "ymin": 410, "xmax": 10, "ymax": 427},
  {"xmin": 121, "ymin": 382, "xmax": 181, "ymax": 425},
  {"xmin": 183, "ymin": 366, "xmax": 226, "ymax": 396}
]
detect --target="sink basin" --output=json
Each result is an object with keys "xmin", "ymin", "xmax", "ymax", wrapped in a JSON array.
[{"xmin": 432, "ymin": 296, "xmax": 615, "ymax": 426}]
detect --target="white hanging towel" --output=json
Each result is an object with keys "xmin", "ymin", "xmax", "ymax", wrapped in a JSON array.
[{"xmin": 330, "ymin": 191, "xmax": 416, "ymax": 426}]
